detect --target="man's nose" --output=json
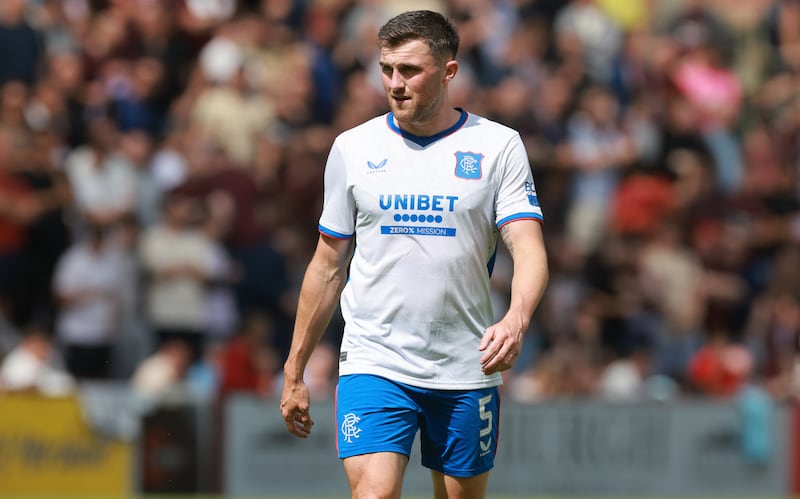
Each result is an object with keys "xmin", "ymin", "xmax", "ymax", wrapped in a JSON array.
[{"xmin": 388, "ymin": 70, "xmax": 404, "ymax": 89}]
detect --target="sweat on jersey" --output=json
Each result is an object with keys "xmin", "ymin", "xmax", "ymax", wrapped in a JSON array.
[{"xmin": 319, "ymin": 109, "xmax": 543, "ymax": 390}]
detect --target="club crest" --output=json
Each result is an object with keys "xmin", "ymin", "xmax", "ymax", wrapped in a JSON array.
[
  {"xmin": 341, "ymin": 413, "xmax": 362, "ymax": 443},
  {"xmin": 454, "ymin": 151, "xmax": 483, "ymax": 179}
]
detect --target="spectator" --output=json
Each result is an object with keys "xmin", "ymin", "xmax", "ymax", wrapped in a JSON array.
[
  {"xmin": 63, "ymin": 112, "xmax": 138, "ymax": 234},
  {"xmin": 0, "ymin": 129, "xmax": 45, "ymax": 323},
  {"xmin": 108, "ymin": 57, "xmax": 169, "ymax": 136},
  {"xmin": 688, "ymin": 331, "xmax": 754, "ymax": 398},
  {"xmin": 41, "ymin": 50, "xmax": 89, "ymax": 148},
  {"xmin": 186, "ymin": 340, "xmax": 224, "ymax": 401},
  {"xmin": 670, "ymin": 23, "xmax": 745, "ymax": 193},
  {"xmin": 108, "ymin": 215, "xmax": 152, "ymax": 379},
  {"xmin": 218, "ymin": 311, "xmax": 278, "ymax": 399},
  {"xmin": 563, "ymin": 84, "xmax": 637, "ymax": 255},
  {"xmin": 190, "ymin": 31, "xmax": 275, "ymax": 167},
  {"xmin": 597, "ymin": 331, "xmax": 656, "ymax": 401},
  {"xmin": 553, "ymin": 0, "xmax": 623, "ymax": 84},
  {"xmin": 129, "ymin": 0, "xmax": 195, "ymax": 110},
  {"xmin": 131, "ymin": 338, "xmax": 192, "ymax": 400},
  {"xmin": 171, "ymin": 132, "xmax": 294, "ymax": 356},
  {"xmin": 302, "ymin": 3, "xmax": 345, "ymax": 124},
  {"xmin": 52, "ymin": 222, "xmax": 128, "ymax": 380},
  {"xmin": 0, "ymin": 326, "xmax": 75, "ymax": 396},
  {"xmin": 139, "ymin": 190, "xmax": 215, "ymax": 362},
  {"xmin": 0, "ymin": 0, "xmax": 44, "ymax": 88},
  {"xmin": 119, "ymin": 128, "xmax": 162, "ymax": 228},
  {"xmin": 636, "ymin": 219, "xmax": 705, "ymax": 380},
  {"xmin": 202, "ymin": 190, "xmax": 240, "ymax": 341},
  {"xmin": 12, "ymin": 129, "xmax": 72, "ymax": 330}
]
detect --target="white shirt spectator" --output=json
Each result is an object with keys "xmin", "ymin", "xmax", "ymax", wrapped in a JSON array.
[
  {"xmin": 64, "ymin": 146, "xmax": 138, "ymax": 225},
  {"xmin": 0, "ymin": 334, "xmax": 75, "ymax": 396},
  {"xmin": 131, "ymin": 340, "xmax": 191, "ymax": 400},
  {"xmin": 139, "ymin": 222, "xmax": 215, "ymax": 330},
  {"xmin": 53, "ymin": 235, "xmax": 127, "ymax": 346}
]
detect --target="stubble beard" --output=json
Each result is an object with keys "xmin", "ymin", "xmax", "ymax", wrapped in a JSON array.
[{"xmin": 389, "ymin": 91, "xmax": 445, "ymax": 133}]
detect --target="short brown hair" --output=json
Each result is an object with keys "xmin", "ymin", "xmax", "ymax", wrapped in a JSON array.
[{"xmin": 377, "ymin": 10, "xmax": 459, "ymax": 61}]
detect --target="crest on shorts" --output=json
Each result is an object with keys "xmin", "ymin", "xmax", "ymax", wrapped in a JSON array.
[
  {"xmin": 341, "ymin": 413, "xmax": 362, "ymax": 443},
  {"xmin": 454, "ymin": 151, "xmax": 483, "ymax": 179}
]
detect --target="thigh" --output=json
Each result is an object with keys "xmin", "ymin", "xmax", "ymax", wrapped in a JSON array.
[
  {"xmin": 419, "ymin": 387, "xmax": 500, "ymax": 478},
  {"xmin": 431, "ymin": 469, "xmax": 490, "ymax": 499},
  {"xmin": 335, "ymin": 374, "xmax": 420, "ymax": 459},
  {"xmin": 343, "ymin": 452, "xmax": 408, "ymax": 499}
]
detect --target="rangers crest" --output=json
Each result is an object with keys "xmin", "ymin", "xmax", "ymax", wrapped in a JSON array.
[
  {"xmin": 454, "ymin": 151, "xmax": 483, "ymax": 179},
  {"xmin": 340, "ymin": 413, "xmax": 362, "ymax": 443}
]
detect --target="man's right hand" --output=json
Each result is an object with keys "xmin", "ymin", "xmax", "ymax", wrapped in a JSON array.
[{"xmin": 279, "ymin": 379, "xmax": 314, "ymax": 438}]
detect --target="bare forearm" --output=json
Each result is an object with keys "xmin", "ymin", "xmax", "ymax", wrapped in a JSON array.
[
  {"xmin": 501, "ymin": 221, "xmax": 548, "ymax": 330},
  {"xmin": 284, "ymin": 266, "xmax": 345, "ymax": 381},
  {"xmin": 284, "ymin": 237, "xmax": 353, "ymax": 382},
  {"xmin": 479, "ymin": 221, "xmax": 548, "ymax": 374},
  {"xmin": 505, "ymin": 246, "xmax": 548, "ymax": 330}
]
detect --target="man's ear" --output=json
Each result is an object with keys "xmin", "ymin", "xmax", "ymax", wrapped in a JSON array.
[{"xmin": 445, "ymin": 59, "xmax": 459, "ymax": 81}]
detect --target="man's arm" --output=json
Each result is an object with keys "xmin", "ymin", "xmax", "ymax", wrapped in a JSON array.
[
  {"xmin": 280, "ymin": 234, "xmax": 354, "ymax": 437},
  {"xmin": 479, "ymin": 220, "xmax": 548, "ymax": 375}
]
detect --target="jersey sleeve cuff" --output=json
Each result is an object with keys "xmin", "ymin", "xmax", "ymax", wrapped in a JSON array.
[
  {"xmin": 496, "ymin": 213, "xmax": 544, "ymax": 230},
  {"xmin": 318, "ymin": 224, "xmax": 354, "ymax": 240}
]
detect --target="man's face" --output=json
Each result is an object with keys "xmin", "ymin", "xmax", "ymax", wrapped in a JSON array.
[{"xmin": 379, "ymin": 40, "xmax": 453, "ymax": 132}]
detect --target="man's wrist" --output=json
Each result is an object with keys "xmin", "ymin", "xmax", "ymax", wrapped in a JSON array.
[{"xmin": 283, "ymin": 362, "xmax": 304, "ymax": 384}]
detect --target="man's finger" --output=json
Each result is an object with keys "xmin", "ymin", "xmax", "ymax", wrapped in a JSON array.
[
  {"xmin": 285, "ymin": 410, "xmax": 314, "ymax": 438},
  {"xmin": 481, "ymin": 342, "xmax": 520, "ymax": 374},
  {"xmin": 478, "ymin": 329, "xmax": 494, "ymax": 351}
]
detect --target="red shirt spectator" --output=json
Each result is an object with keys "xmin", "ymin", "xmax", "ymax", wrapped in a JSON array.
[
  {"xmin": 218, "ymin": 312, "xmax": 277, "ymax": 398},
  {"xmin": 688, "ymin": 335, "xmax": 753, "ymax": 397},
  {"xmin": 0, "ymin": 169, "xmax": 30, "ymax": 251}
]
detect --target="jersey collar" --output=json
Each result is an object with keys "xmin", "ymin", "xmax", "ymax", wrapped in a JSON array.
[{"xmin": 386, "ymin": 108, "xmax": 468, "ymax": 147}]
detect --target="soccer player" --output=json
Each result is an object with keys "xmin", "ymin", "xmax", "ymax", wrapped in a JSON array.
[{"xmin": 280, "ymin": 9, "xmax": 548, "ymax": 499}]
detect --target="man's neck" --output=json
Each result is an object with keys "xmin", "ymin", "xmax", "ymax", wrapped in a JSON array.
[{"xmin": 395, "ymin": 107, "xmax": 463, "ymax": 137}]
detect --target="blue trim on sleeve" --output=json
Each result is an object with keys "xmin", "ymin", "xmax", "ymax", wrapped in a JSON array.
[
  {"xmin": 318, "ymin": 225, "xmax": 354, "ymax": 240},
  {"xmin": 496, "ymin": 213, "xmax": 544, "ymax": 230}
]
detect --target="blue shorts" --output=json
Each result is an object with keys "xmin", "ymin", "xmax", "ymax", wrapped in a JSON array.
[{"xmin": 335, "ymin": 374, "xmax": 500, "ymax": 477}]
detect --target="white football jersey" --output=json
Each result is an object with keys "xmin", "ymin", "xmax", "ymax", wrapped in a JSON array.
[{"xmin": 320, "ymin": 110, "xmax": 543, "ymax": 389}]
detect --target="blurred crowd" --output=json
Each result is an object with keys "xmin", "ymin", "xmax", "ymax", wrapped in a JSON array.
[{"xmin": 0, "ymin": 0, "xmax": 799, "ymax": 405}]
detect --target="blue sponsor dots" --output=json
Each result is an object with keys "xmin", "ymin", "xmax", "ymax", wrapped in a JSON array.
[{"xmin": 392, "ymin": 213, "xmax": 443, "ymax": 224}]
